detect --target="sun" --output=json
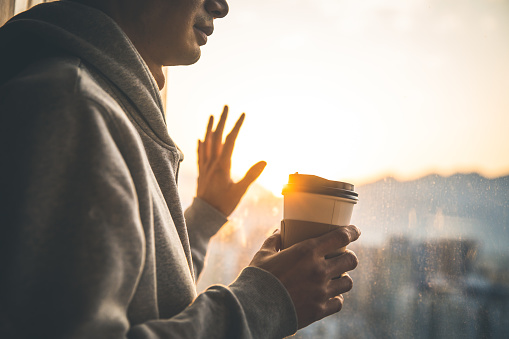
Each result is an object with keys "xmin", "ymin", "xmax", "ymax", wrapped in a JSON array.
[{"xmin": 226, "ymin": 82, "xmax": 385, "ymax": 196}]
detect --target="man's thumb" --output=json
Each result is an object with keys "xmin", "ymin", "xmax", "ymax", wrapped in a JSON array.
[
  {"xmin": 239, "ymin": 161, "xmax": 267, "ymax": 191},
  {"xmin": 261, "ymin": 229, "xmax": 281, "ymax": 252}
]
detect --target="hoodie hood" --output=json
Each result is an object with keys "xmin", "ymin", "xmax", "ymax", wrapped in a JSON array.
[{"xmin": 0, "ymin": 0, "xmax": 175, "ymax": 148}]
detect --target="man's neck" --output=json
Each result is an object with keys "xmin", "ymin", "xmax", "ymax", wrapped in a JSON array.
[
  {"xmin": 144, "ymin": 59, "xmax": 165, "ymax": 90},
  {"xmin": 123, "ymin": 31, "xmax": 166, "ymax": 90}
]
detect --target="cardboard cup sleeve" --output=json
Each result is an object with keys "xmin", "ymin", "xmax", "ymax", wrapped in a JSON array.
[{"xmin": 280, "ymin": 219, "xmax": 347, "ymax": 257}]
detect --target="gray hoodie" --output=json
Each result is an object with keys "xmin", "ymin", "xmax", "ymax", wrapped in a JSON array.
[{"xmin": 0, "ymin": 1, "xmax": 297, "ymax": 338}]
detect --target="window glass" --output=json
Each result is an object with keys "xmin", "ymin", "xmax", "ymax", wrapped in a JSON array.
[
  {"xmin": 170, "ymin": 0, "xmax": 509, "ymax": 337},
  {"xmin": 7, "ymin": 0, "xmax": 507, "ymax": 337},
  {"xmin": 1, "ymin": 0, "xmax": 53, "ymax": 26}
]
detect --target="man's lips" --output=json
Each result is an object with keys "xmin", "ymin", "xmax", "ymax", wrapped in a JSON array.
[
  {"xmin": 196, "ymin": 25, "xmax": 214, "ymax": 36},
  {"xmin": 194, "ymin": 25, "xmax": 213, "ymax": 45}
]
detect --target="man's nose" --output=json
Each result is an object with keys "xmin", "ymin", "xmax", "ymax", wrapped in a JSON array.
[{"xmin": 205, "ymin": 0, "xmax": 229, "ymax": 19}]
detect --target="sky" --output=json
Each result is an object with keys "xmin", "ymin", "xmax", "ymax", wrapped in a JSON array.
[{"xmin": 166, "ymin": 0, "xmax": 509, "ymax": 197}]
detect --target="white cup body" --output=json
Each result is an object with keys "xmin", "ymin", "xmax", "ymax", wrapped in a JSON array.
[{"xmin": 283, "ymin": 192, "xmax": 357, "ymax": 226}]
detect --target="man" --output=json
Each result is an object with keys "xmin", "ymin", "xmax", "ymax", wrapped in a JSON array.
[{"xmin": 0, "ymin": 0, "xmax": 361, "ymax": 338}]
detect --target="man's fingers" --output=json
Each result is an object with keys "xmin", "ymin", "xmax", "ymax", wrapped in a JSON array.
[
  {"xmin": 221, "ymin": 113, "xmax": 245, "ymax": 163},
  {"xmin": 197, "ymin": 140, "xmax": 204, "ymax": 169},
  {"xmin": 323, "ymin": 295, "xmax": 344, "ymax": 317},
  {"xmin": 325, "ymin": 250, "xmax": 359, "ymax": 278},
  {"xmin": 238, "ymin": 161, "xmax": 267, "ymax": 192},
  {"xmin": 316, "ymin": 225, "xmax": 361, "ymax": 256},
  {"xmin": 327, "ymin": 274, "xmax": 354, "ymax": 299},
  {"xmin": 204, "ymin": 115, "xmax": 214, "ymax": 159},
  {"xmin": 216, "ymin": 105, "xmax": 228, "ymax": 135},
  {"xmin": 211, "ymin": 105, "xmax": 228, "ymax": 155},
  {"xmin": 204, "ymin": 115, "xmax": 214, "ymax": 140}
]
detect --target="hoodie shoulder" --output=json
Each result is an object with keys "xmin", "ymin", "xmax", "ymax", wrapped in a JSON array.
[
  {"xmin": 3, "ymin": 55, "xmax": 99, "ymax": 104},
  {"xmin": 0, "ymin": 54, "xmax": 124, "ymax": 120}
]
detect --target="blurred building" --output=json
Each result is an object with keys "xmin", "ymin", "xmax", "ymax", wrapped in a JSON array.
[{"xmin": 196, "ymin": 186, "xmax": 509, "ymax": 338}]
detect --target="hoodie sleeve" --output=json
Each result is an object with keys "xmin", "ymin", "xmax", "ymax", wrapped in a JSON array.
[
  {"xmin": 184, "ymin": 197, "xmax": 227, "ymax": 278},
  {"xmin": 0, "ymin": 66, "xmax": 297, "ymax": 339},
  {"xmin": 128, "ymin": 267, "xmax": 298, "ymax": 339}
]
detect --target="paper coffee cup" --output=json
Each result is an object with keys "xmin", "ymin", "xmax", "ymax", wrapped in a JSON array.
[{"xmin": 280, "ymin": 173, "xmax": 358, "ymax": 255}]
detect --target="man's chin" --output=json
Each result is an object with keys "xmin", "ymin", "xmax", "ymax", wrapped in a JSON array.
[
  {"xmin": 166, "ymin": 49, "xmax": 202, "ymax": 67},
  {"xmin": 187, "ymin": 50, "xmax": 202, "ymax": 65}
]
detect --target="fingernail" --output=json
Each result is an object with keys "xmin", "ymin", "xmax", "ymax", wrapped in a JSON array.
[{"xmin": 350, "ymin": 225, "xmax": 361, "ymax": 240}]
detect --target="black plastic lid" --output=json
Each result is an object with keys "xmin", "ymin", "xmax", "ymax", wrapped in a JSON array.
[{"xmin": 282, "ymin": 173, "xmax": 358, "ymax": 201}]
